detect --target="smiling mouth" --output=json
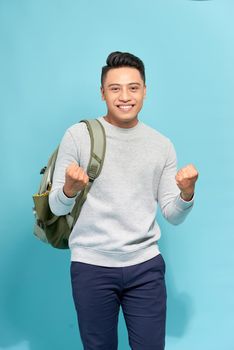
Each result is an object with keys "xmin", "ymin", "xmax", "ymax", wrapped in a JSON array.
[{"xmin": 117, "ymin": 105, "xmax": 135, "ymax": 111}]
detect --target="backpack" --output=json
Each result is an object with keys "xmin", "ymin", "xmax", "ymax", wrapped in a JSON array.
[{"xmin": 32, "ymin": 118, "xmax": 106, "ymax": 249}]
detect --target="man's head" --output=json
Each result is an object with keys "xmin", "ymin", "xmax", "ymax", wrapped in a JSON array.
[
  {"xmin": 101, "ymin": 51, "xmax": 146, "ymax": 87},
  {"xmin": 100, "ymin": 51, "xmax": 146, "ymax": 128}
]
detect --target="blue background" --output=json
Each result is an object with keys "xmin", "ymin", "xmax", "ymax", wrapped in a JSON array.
[{"xmin": 1, "ymin": 0, "xmax": 234, "ymax": 349}]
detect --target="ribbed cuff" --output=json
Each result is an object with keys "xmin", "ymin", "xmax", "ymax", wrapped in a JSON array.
[
  {"xmin": 57, "ymin": 188, "xmax": 78, "ymax": 206},
  {"xmin": 175, "ymin": 193, "xmax": 195, "ymax": 210}
]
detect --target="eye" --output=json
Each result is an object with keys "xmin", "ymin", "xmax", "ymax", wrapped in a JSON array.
[
  {"xmin": 130, "ymin": 86, "xmax": 139, "ymax": 91},
  {"xmin": 110, "ymin": 87, "xmax": 120, "ymax": 92}
]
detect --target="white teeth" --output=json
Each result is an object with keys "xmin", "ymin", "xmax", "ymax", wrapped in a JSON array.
[{"xmin": 118, "ymin": 105, "xmax": 133, "ymax": 109}]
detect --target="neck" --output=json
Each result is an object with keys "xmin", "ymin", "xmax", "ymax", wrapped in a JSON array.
[{"xmin": 103, "ymin": 115, "xmax": 139, "ymax": 129}]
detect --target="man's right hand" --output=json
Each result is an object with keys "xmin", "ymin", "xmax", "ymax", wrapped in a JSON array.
[{"xmin": 63, "ymin": 162, "xmax": 89, "ymax": 198}]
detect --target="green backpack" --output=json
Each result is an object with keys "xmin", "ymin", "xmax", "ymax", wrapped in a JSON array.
[{"xmin": 32, "ymin": 119, "xmax": 106, "ymax": 249}]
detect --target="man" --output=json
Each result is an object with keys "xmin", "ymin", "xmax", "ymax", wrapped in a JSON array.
[{"xmin": 49, "ymin": 51, "xmax": 198, "ymax": 350}]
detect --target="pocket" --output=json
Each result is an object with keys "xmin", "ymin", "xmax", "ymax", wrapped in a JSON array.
[
  {"xmin": 152, "ymin": 254, "xmax": 166, "ymax": 274},
  {"xmin": 159, "ymin": 254, "xmax": 166, "ymax": 266},
  {"xmin": 70, "ymin": 261, "xmax": 82, "ymax": 280}
]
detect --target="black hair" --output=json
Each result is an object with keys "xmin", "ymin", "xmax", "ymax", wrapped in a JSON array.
[{"xmin": 101, "ymin": 51, "xmax": 146, "ymax": 87}]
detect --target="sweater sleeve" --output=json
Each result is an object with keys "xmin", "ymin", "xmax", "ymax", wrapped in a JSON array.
[
  {"xmin": 157, "ymin": 140, "xmax": 194, "ymax": 225},
  {"xmin": 48, "ymin": 128, "xmax": 82, "ymax": 216}
]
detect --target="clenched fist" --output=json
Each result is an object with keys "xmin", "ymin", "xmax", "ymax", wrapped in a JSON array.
[
  {"xmin": 175, "ymin": 164, "xmax": 199, "ymax": 201},
  {"xmin": 63, "ymin": 162, "xmax": 89, "ymax": 198}
]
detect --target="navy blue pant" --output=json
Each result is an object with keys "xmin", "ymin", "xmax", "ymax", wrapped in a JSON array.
[{"xmin": 70, "ymin": 254, "xmax": 167, "ymax": 350}]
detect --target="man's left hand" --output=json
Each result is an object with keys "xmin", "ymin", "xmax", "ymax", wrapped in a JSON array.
[{"xmin": 175, "ymin": 164, "xmax": 199, "ymax": 201}]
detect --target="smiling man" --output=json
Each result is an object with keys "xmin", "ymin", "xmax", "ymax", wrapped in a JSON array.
[
  {"xmin": 49, "ymin": 51, "xmax": 198, "ymax": 350},
  {"xmin": 100, "ymin": 65, "xmax": 146, "ymax": 128}
]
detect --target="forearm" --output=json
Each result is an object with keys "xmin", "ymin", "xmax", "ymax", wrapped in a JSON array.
[
  {"xmin": 49, "ymin": 187, "xmax": 78, "ymax": 216},
  {"xmin": 157, "ymin": 140, "xmax": 196, "ymax": 225},
  {"xmin": 160, "ymin": 192, "xmax": 194, "ymax": 225},
  {"xmin": 48, "ymin": 128, "xmax": 81, "ymax": 216}
]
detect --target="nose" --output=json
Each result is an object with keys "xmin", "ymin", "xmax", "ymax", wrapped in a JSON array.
[{"xmin": 119, "ymin": 87, "xmax": 131, "ymax": 102}]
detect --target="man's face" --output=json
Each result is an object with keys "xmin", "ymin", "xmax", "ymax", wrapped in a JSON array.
[{"xmin": 100, "ymin": 67, "xmax": 146, "ymax": 128}]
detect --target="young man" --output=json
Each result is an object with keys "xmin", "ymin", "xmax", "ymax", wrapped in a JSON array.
[{"xmin": 49, "ymin": 51, "xmax": 198, "ymax": 350}]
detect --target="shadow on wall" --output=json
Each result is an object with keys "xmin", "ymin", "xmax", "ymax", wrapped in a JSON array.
[
  {"xmin": 166, "ymin": 267, "xmax": 194, "ymax": 337},
  {"xmin": 0, "ymin": 225, "xmax": 82, "ymax": 350},
  {"xmin": 159, "ymin": 217, "xmax": 195, "ymax": 338}
]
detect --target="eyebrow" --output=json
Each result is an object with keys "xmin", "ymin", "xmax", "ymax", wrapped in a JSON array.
[{"xmin": 107, "ymin": 82, "xmax": 142, "ymax": 87}]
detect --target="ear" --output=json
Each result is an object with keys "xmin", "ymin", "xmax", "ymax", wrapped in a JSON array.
[
  {"xmin": 100, "ymin": 86, "xmax": 106, "ymax": 101},
  {"xmin": 143, "ymin": 85, "xmax": 146, "ymax": 98}
]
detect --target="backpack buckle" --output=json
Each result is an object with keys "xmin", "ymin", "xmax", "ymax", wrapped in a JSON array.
[{"xmin": 88, "ymin": 163, "xmax": 98, "ymax": 181}]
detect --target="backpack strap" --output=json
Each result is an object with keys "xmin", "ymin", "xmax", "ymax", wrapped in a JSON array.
[
  {"xmin": 70, "ymin": 118, "xmax": 106, "ymax": 228},
  {"xmin": 80, "ymin": 119, "xmax": 106, "ymax": 181}
]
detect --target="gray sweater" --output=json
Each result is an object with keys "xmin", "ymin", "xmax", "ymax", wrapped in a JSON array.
[{"xmin": 49, "ymin": 116, "xmax": 194, "ymax": 267}]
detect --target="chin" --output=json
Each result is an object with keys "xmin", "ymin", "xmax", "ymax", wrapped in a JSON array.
[
  {"xmin": 106, "ymin": 110, "xmax": 139, "ymax": 124},
  {"xmin": 116, "ymin": 113, "xmax": 138, "ymax": 120}
]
